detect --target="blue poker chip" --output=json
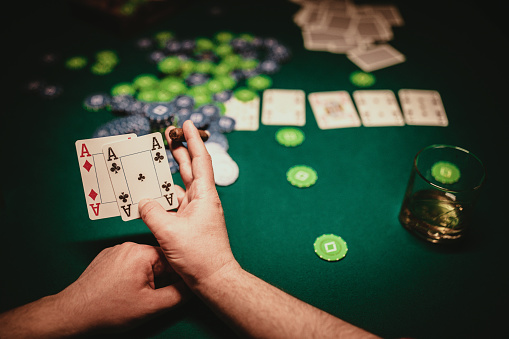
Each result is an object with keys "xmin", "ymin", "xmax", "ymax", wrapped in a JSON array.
[
  {"xmin": 213, "ymin": 90, "xmax": 233, "ymax": 102},
  {"xmin": 110, "ymin": 95, "xmax": 136, "ymax": 114},
  {"xmin": 164, "ymin": 40, "xmax": 182, "ymax": 54},
  {"xmin": 258, "ymin": 59, "xmax": 280, "ymax": 74},
  {"xmin": 180, "ymin": 39, "xmax": 196, "ymax": 53},
  {"xmin": 188, "ymin": 112, "xmax": 209, "ymax": 129},
  {"xmin": 199, "ymin": 104, "xmax": 221, "ymax": 121},
  {"xmin": 267, "ymin": 44, "xmax": 292, "ymax": 63},
  {"xmin": 217, "ymin": 116, "xmax": 236, "ymax": 133},
  {"xmin": 175, "ymin": 95, "xmax": 195, "ymax": 110},
  {"xmin": 205, "ymin": 132, "xmax": 229, "ymax": 151},
  {"xmin": 165, "ymin": 149, "xmax": 180, "ymax": 174},
  {"xmin": 39, "ymin": 84, "xmax": 63, "ymax": 99},
  {"xmin": 263, "ymin": 37, "xmax": 280, "ymax": 49},
  {"xmin": 136, "ymin": 37, "xmax": 154, "ymax": 50},
  {"xmin": 83, "ymin": 93, "xmax": 111, "ymax": 111},
  {"xmin": 176, "ymin": 108, "xmax": 192, "ymax": 127},
  {"xmin": 148, "ymin": 50, "xmax": 166, "ymax": 64},
  {"xmin": 25, "ymin": 79, "xmax": 47, "ymax": 94},
  {"xmin": 145, "ymin": 102, "xmax": 176, "ymax": 128},
  {"xmin": 125, "ymin": 100, "xmax": 148, "ymax": 116},
  {"xmin": 92, "ymin": 115, "xmax": 151, "ymax": 138},
  {"xmin": 185, "ymin": 72, "xmax": 209, "ymax": 87}
]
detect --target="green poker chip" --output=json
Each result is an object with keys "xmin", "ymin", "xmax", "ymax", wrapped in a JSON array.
[
  {"xmin": 111, "ymin": 82, "xmax": 135, "ymax": 96},
  {"xmin": 247, "ymin": 75, "xmax": 272, "ymax": 91},
  {"xmin": 314, "ymin": 234, "xmax": 348, "ymax": 262},
  {"xmin": 65, "ymin": 56, "xmax": 87, "ymax": 70},
  {"xmin": 133, "ymin": 74, "xmax": 159, "ymax": 90},
  {"xmin": 157, "ymin": 56, "xmax": 181, "ymax": 74},
  {"xmin": 350, "ymin": 71, "xmax": 376, "ymax": 87},
  {"xmin": 275, "ymin": 127, "xmax": 305, "ymax": 147},
  {"xmin": 431, "ymin": 161, "xmax": 461, "ymax": 184},
  {"xmin": 286, "ymin": 165, "xmax": 317, "ymax": 188},
  {"xmin": 234, "ymin": 87, "xmax": 258, "ymax": 102}
]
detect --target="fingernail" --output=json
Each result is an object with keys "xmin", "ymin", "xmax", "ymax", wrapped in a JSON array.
[{"xmin": 138, "ymin": 198, "xmax": 152, "ymax": 208}]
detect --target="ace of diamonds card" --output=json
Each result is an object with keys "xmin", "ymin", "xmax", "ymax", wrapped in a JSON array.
[
  {"xmin": 76, "ymin": 134, "xmax": 136, "ymax": 220},
  {"xmin": 103, "ymin": 133, "xmax": 179, "ymax": 221}
]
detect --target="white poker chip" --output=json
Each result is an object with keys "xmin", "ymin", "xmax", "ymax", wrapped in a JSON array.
[{"xmin": 206, "ymin": 142, "xmax": 239, "ymax": 186}]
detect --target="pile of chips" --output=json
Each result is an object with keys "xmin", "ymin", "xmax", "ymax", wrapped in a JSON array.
[{"xmin": 83, "ymin": 31, "xmax": 291, "ymax": 185}]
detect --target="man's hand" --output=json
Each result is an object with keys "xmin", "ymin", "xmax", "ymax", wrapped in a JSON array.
[
  {"xmin": 139, "ymin": 121, "xmax": 239, "ymax": 287},
  {"xmin": 0, "ymin": 242, "xmax": 189, "ymax": 337}
]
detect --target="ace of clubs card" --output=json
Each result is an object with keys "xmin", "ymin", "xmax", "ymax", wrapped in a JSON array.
[
  {"xmin": 76, "ymin": 134, "xmax": 137, "ymax": 220},
  {"xmin": 103, "ymin": 132, "xmax": 179, "ymax": 221}
]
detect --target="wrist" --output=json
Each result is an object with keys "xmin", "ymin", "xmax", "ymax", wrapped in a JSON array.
[{"xmin": 191, "ymin": 259, "xmax": 243, "ymax": 295}]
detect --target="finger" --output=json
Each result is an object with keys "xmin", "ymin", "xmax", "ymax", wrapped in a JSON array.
[
  {"xmin": 139, "ymin": 199, "xmax": 174, "ymax": 240},
  {"xmin": 174, "ymin": 185, "xmax": 186, "ymax": 206},
  {"xmin": 165, "ymin": 126, "xmax": 193, "ymax": 189},
  {"xmin": 182, "ymin": 120, "xmax": 215, "ymax": 186},
  {"xmin": 151, "ymin": 280, "xmax": 190, "ymax": 310}
]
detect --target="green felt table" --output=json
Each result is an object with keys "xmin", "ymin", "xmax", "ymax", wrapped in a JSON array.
[{"xmin": 2, "ymin": 1, "xmax": 508, "ymax": 338}]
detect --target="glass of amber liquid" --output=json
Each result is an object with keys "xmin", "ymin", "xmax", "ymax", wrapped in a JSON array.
[{"xmin": 399, "ymin": 145, "xmax": 486, "ymax": 244}]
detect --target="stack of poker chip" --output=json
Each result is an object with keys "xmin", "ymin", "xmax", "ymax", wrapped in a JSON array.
[{"xmin": 84, "ymin": 31, "xmax": 291, "ymax": 186}]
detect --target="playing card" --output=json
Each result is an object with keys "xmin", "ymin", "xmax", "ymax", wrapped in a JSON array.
[
  {"xmin": 399, "ymin": 89, "xmax": 448, "ymax": 126},
  {"xmin": 261, "ymin": 89, "xmax": 306, "ymax": 126},
  {"xmin": 75, "ymin": 134, "xmax": 136, "ymax": 220},
  {"xmin": 224, "ymin": 96, "xmax": 260, "ymax": 131},
  {"xmin": 308, "ymin": 91, "xmax": 361, "ymax": 129},
  {"xmin": 353, "ymin": 90, "xmax": 405, "ymax": 127},
  {"xmin": 347, "ymin": 44, "xmax": 405, "ymax": 72},
  {"xmin": 103, "ymin": 132, "xmax": 179, "ymax": 221}
]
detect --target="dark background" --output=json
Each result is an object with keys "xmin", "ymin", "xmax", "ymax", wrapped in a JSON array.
[{"xmin": 2, "ymin": 0, "xmax": 508, "ymax": 338}]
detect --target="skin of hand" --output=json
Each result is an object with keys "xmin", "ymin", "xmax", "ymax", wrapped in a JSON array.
[
  {"xmin": 139, "ymin": 120, "xmax": 240, "ymax": 287},
  {"xmin": 55, "ymin": 242, "xmax": 189, "ymax": 332}
]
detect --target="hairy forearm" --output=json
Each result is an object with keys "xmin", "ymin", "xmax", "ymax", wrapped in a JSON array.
[
  {"xmin": 0, "ymin": 294, "xmax": 82, "ymax": 338},
  {"xmin": 193, "ymin": 263, "xmax": 380, "ymax": 339}
]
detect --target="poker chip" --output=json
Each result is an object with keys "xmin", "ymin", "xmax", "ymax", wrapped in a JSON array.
[
  {"xmin": 234, "ymin": 87, "xmax": 257, "ymax": 102},
  {"xmin": 247, "ymin": 74, "xmax": 272, "ymax": 91},
  {"xmin": 90, "ymin": 62, "xmax": 114, "ymax": 75},
  {"xmin": 431, "ymin": 161, "xmax": 461, "ymax": 184},
  {"xmin": 83, "ymin": 93, "xmax": 111, "ymax": 111},
  {"xmin": 40, "ymin": 84, "xmax": 63, "ymax": 99},
  {"xmin": 158, "ymin": 56, "xmax": 181, "ymax": 74},
  {"xmin": 217, "ymin": 116, "xmax": 236, "ymax": 133},
  {"xmin": 275, "ymin": 127, "xmax": 305, "ymax": 147},
  {"xmin": 206, "ymin": 142, "xmax": 239, "ymax": 186},
  {"xmin": 286, "ymin": 165, "xmax": 317, "ymax": 188},
  {"xmin": 350, "ymin": 71, "xmax": 376, "ymax": 87},
  {"xmin": 65, "ymin": 56, "xmax": 88, "ymax": 70},
  {"xmin": 133, "ymin": 74, "xmax": 159, "ymax": 91},
  {"xmin": 313, "ymin": 234, "xmax": 348, "ymax": 262},
  {"xmin": 111, "ymin": 83, "xmax": 136, "ymax": 96}
]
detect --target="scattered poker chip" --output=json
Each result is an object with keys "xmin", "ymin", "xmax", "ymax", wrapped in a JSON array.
[
  {"xmin": 349, "ymin": 71, "xmax": 376, "ymax": 87},
  {"xmin": 83, "ymin": 93, "xmax": 111, "ymax": 111},
  {"xmin": 431, "ymin": 161, "xmax": 461, "ymax": 184},
  {"xmin": 234, "ymin": 87, "xmax": 257, "ymax": 102},
  {"xmin": 40, "ymin": 84, "xmax": 63, "ymax": 99},
  {"xmin": 65, "ymin": 56, "xmax": 88, "ymax": 70},
  {"xmin": 247, "ymin": 74, "xmax": 272, "ymax": 91},
  {"xmin": 111, "ymin": 82, "xmax": 136, "ymax": 96},
  {"xmin": 90, "ymin": 62, "xmax": 114, "ymax": 75},
  {"xmin": 275, "ymin": 127, "xmax": 305, "ymax": 147},
  {"xmin": 313, "ymin": 234, "xmax": 348, "ymax": 262},
  {"xmin": 286, "ymin": 165, "xmax": 317, "ymax": 188}
]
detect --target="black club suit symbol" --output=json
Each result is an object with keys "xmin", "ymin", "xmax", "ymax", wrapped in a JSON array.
[
  {"xmin": 162, "ymin": 181, "xmax": 171, "ymax": 191},
  {"xmin": 154, "ymin": 152, "xmax": 164, "ymax": 163},
  {"xmin": 138, "ymin": 173, "xmax": 145, "ymax": 181},
  {"xmin": 110, "ymin": 163, "xmax": 121, "ymax": 174},
  {"xmin": 119, "ymin": 192, "xmax": 129, "ymax": 203}
]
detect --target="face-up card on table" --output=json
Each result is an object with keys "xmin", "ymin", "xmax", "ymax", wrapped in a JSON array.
[
  {"xmin": 261, "ymin": 89, "xmax": 306, "ymax": 126},
  {"xmin": 103, "ymin": 132, "xmax": 179, "ymax": 221},
  {"xmin": 224, "ymin": 96, "xmax": 260, "ymax": 131},
  {"xmin": 76, "ymin": 134, "xmax": 136, "ymax": 220},
  {"xmin": 353, "ymin": 90, "xmax": 404, "ymax": 127},
  {"xmin": 398, "ymin": 89, "xmax": 448, "ymax": 126},
  {"xmin": 308, "ymin": 91, "xmax": 361, "ymax": 129}
]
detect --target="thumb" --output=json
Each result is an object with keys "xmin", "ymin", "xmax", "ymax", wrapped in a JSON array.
[
  {"xmin": 139, "ymin": 199, "xmax": 173, "ymax": 237},
  {"xmin": 150, "ymin": 281, "xmax": 191, "ymax": 310}
]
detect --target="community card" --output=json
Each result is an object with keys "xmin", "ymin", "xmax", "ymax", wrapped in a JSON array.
[
  {"xmin": 103, "ymin": 132, "xmax": 179, "ymax": 221},
  {"xmin": 261, "ymin": 89, "xmax": 306, "ymax": 126},
  {"xmin": 398, "ymin": 89, "xmax": 448, "ymax": 126},
  {"xmin": 75, "ymin": 134, "xmax": 136, "ymax": 220},
  {"xmin": 224, "ymin": 96, "xmax": 260, "ymax": 131},
  {"xmin": 352, "ymin": 90, "xmax": 405, "ymax": 127},
  {"xmin": 308, "ymin": 91, "xmax": 361, "ymax": 129},
  {"xmin": 347, "ymin": 44, "xmax": 405, "ymax": 72}
]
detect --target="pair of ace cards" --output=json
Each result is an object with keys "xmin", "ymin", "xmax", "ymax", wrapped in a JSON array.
[
  {"xmin": 75, "ymin": 133, "xmax": 178, "ymax": 221},
  {"xmin": 309, "ymin": 89, "xmax": 447, "ymax": 129}
]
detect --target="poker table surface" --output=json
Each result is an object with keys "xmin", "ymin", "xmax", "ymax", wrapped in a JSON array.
[{"xmin": 2, "ymin": 1, "xmax": 508, "ymax": 338}]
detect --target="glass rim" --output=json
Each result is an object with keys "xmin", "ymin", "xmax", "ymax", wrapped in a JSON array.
[{"xmin": 413, "ymin": 144, "xmax": 486, "ymax": 194}]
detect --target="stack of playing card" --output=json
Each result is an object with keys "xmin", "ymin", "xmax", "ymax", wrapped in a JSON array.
[
  {"xmin": 76, "ymin": 133, "xmax": 179, "ymax": 221},
  {"xmin": 292, "ymin": 0, "xmax": 406, "ymax": 71}
]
